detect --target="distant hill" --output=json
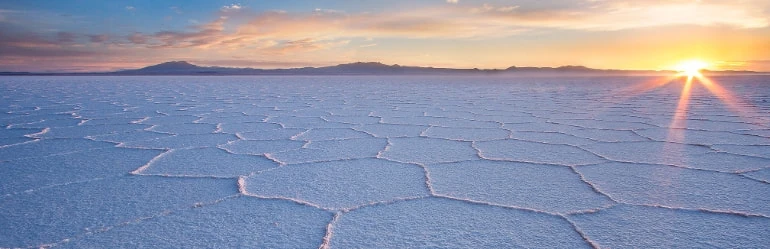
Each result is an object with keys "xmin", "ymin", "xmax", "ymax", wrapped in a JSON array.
[{"xmin": 137, "ymin": 61, "xmax": 200, "ymax": 72}]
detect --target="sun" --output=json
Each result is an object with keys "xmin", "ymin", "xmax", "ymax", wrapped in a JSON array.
[{"xmin": 674, "ymin": 59, "xmax": 709, "ymax": 78}]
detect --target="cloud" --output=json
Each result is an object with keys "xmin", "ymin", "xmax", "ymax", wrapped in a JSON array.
[
  {"xmin": 125, "ymin": 6, "xmax": 135, "ymax": 11},
  {"xmin": 264, "ymin": 38, "xmax": 350, "ymax": 55},
  {"xmin": 221, "ymin": 4, "xmax": 242, "ymax": 12},
  {"xmin": 66, "ymin": 1, "xmax": 768, "ymax": 56},
  {"xmin": 89, "ymin": 34, "xmax": 109, "ymax": 43},
  {"xmin": 128, "ymin": 33, "xmax": 148, "ymax": 44},
  {"xmin": 4, "ymin": 0, "xmax": 768, "ymax": 72},
  {"xmin": 446, "ymin": 0, "xmax": 458, "ymax": 4},
  {"xmin": 464, "ymin": 1, "xmax": 769, "ymax": 30},
  {"xmin": 170, "ymin": 6, "xmax": 182, "ymax": 14},
  {"xmin": 56, "ymin": 32, "xmax": 76, "ymax": 43}
]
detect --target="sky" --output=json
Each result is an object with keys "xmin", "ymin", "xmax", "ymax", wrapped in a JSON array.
[{"xmin": 0, "ymin": 0, "xmax": 769, "ymax": 72}]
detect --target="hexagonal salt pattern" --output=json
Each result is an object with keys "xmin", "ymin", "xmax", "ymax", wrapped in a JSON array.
[
  {"xmin": 1, "ymin": 76, "xmax": 769, "ymax": 248},
  {"xmin": 570, "ymin": 205, "xmax": 770, "ymax": 248},
  {"xmin": 576, "ymin": 162, "xmax": 770, "ymax": 217},
  {"xmin": 58, "ymin": 197, "xmax": 333, "ymax": 249},
  {"xmin": 136, "ymin": 147, "xmax": 278, "ymax": 177},
  {"xmin": 0, "ymin": 176, "xmax": 237, "ymax": 248},
  {"xmin": 330, "ymin": 197, "xmax": 590, "ymax": 248},
  {"xmin": 428, "ymin": 160, "xmax": 615, "ymax": 214},
  {"xmin": 244, "ymin": 158, "xmax": 429, "ymax": 209}
]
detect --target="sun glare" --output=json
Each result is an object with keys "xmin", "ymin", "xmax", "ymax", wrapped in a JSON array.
[{"xmin": 675, "ymin": 60, "xmax": 709, "ymax": 77}]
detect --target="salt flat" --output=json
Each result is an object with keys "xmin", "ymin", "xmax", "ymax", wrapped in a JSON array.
[{"xmin": 1, "ymin": 75, "xmax": 769, "ymax": 248}]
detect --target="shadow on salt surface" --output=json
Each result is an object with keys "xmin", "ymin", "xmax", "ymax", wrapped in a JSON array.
[
  {"xmin": 0, "ymin": 147, "xmax": 162, "ymax": 196},
  {"xmin": 576, "ymin": 163, "xmax": 770, "ymax": 217},
  {"xmin": 6, "ymin": 117, "xmax": 83, "ymax": 129},
  {"xmin": 736, "ymin": 129, "xmax": 770, "ymax": 138},
  {"xmin": 268, "ymin": 116, "xmax": 352, "ymax": 129},
  {"xmin": 379, "ymin": 137, "xmax": 477, "ymax": 165},
  {"xmin": 381, "ymin": 116, "xmax": 501, "ymax": 128},
  {"xmin": 509, "ymin": 131, "xmax": 596, "ymax": 146},
  {"xmin": 743, "ymin": 168, "xmax": 770, "ymax": 183},
  {"xmin": 236, "ymin": 128, "xmax": 306, "ymax": 140},
  {"xmin": 271, "ymin": 138, "xmax": 387, "ymax": 164},
  {"xmin": 292, "ymin": 128, "xmax": 373, "ymax": 141},
  {"xmin": 581, "ymin": 141, "xmax": 712, "ymax": 167},
  {"xmin": 218, "ymin": 122, "xmax": 283, "ymax": 133},
  {"xmin": 323, "ymin": 115, "xmax": 381, "ymax": 125},
  {"xmin": 245, "ymin": 158, "xmax": 429, "ymax": 209},
  {"xmin": 422, "ymin": 127, "xmax": 510, "ymax": 141},
  {"xmin": 475, "ymin": 139, "xmax": 605, "ymax": 166},
  {"xmin": 502, "ymin": 121, "xmax": 577, "ymax": 133},
  {"xmin": 148, "ymin": 123, "xmax": 218, "ymax": 135},
  {"xmin": 0, "ymin": 136, "xmax": 34, "ymax": 146},
  {"xmin": 78, "ymin": 117, "xmax": 147, "ymax": 125},
  {"xmin": 674, "ymin": 152, "xmax": 770, "ymax": 172},
  {"xmin": 665, "ymin": 119, "xmax": 767, "ymax": 132},
  {"xmin": 0, "ymin": 138, "xmax": 116, "ymax": 161},
  {"xmin": 549, "ymin": 119, "xmax": 657, "ymax": 130},
  {"xmin": 194, "ymin": 114, "xmax": 267, "ymax": 124},
  {"xmin": 0, "ymin": 175, "xmax": 237, "ymax": 248},
  {"xmin": 635, "ymin": 128, "xmax": 770, "ymax": 146},
  {"xmin": 139, "ymin": 115, "xmax": 201, "ymax": 125},
  {"xmin": 36, "ymin": 124, "xmax": 151, "ymax": 139},
  {"xmin": 570, "ymin": 204, "xmax": 770, "ymax": 248},
  {"xmin": 565, "ymin": 128, "xmax": 650, "ymax": 142},
  {"xmin": 120, "ymin": 133, "xmax": 237, "ymax": 149},
  {"xmin": 88, "ymin": 130, "xmax": 174, "ymax": 143},
  {"xmin": 220, "ymin": 139, "xmax": 305, "ymax": 155},
  {"xmin": 139, "ymin": 147, "xmax": 278, "ymax": 177},
  {"xmin": 428, "ymin": 160, "xmax": 614, "ymax": 214},
  {"xmin": 59, "ymin": 197, "xmax": 332, "ymax": 249},
  {"xmin": 331, "ymin": 197, "xmax": 589, "ymax": 248},
  {"xmin": 711, "ymin": 144, "xmax": 770, "ymax": 159},
  {"xmin": 0, "ymin": 128, "xmax": 45, "ymax": 138},
  {"xmin": 353, "ymin": 123, "xmax": 427, "ymax": 138}
]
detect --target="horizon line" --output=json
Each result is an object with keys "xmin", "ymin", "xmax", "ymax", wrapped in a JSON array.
[{"xmin": 3, "ymin": 60, "xmax": 768, "ymax": 75}]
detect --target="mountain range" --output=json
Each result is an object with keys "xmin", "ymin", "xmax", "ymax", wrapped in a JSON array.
[
  {"xmin": 1, "ymin": 61, "xmax": 763, "ymax": 76},
  {"xmin": 115, "ymin": 61, "xmax": 663, "ymax": 75}
]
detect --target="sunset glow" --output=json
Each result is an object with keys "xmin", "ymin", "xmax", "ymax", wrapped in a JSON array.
[
  {"xmin": 674, "ymin": 60, "xmax": 709, "ymax": 78},
  {"xmin": 1, "ymin": 0, "xmax": 769, "ymax": 72}
]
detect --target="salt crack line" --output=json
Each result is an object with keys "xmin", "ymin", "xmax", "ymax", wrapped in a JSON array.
[
  {"xmin": 35, "ymin": 194, "xmax": 241, "ymax": 249},
  {"xmin": 130, "ymin": 149, "xmax": 173, "ymax": 175},
  {"xmin": 212, "ymin": 123, "xmax": 223, "ymax": 133},
  {"xmin": 738, "ymin": 174, "xmax": 770, "ymax": 184},
  {"xmin": 1, "ymin": 176, "xmax": 114, "ymax": 199},
  {"xmin": 561, "ymin": 215, "xmax": 600, "ymax": 249},
  {"xmin": 338, "ymin": 195, "xmax": 430, "ymax": 213},
  {"xmin": 263, "ymin": 153, "xmax": 287, "ymax": 166},
  {"xmin": 635, "ymin": 203, "xmax": 770, "ymax": 219},
  {"xmin": 0, "ymin": 138, "xmax": 40, "ymax": 149},
  {"xmin": 237, "ymin": 176, "xmax": 325, "ymax": 210},
  {"xmin": 374, "ymin": 138, "xmax": 392, "ymax": 159},
  {"xmin": 318, "ymin": 212, "xmax": 341, "ymax": 249},
  {"xmin": 24, "ymin": 127, "xmax": 50, "ymax": 138},
  {"xmin": 563, "ymin": 204, "xmax": 619, "ymax": 216},
  {"xmin": 568, "ymin": 166, "xmax": 621, "ymax": 203},
  {"xmin": 290, "ymin": 129, "xmax": 311, "ymax": 140},
  {"xmin": 433, "ymin": 194, "xmax": 561, "ymax": 217},
  {"xmin": 129, "ymin": 117, "xmax": 149, "ymax": 124}
]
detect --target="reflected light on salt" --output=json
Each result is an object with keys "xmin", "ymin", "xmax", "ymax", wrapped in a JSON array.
[{"xmin": 695, "ymin": 75, "xmax": 748, "ymax": 116}]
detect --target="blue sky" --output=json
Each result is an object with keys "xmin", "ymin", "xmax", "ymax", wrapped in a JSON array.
[{"xmin": 1, "ymin": 0, "xmax": 769, "ymax": 72}]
